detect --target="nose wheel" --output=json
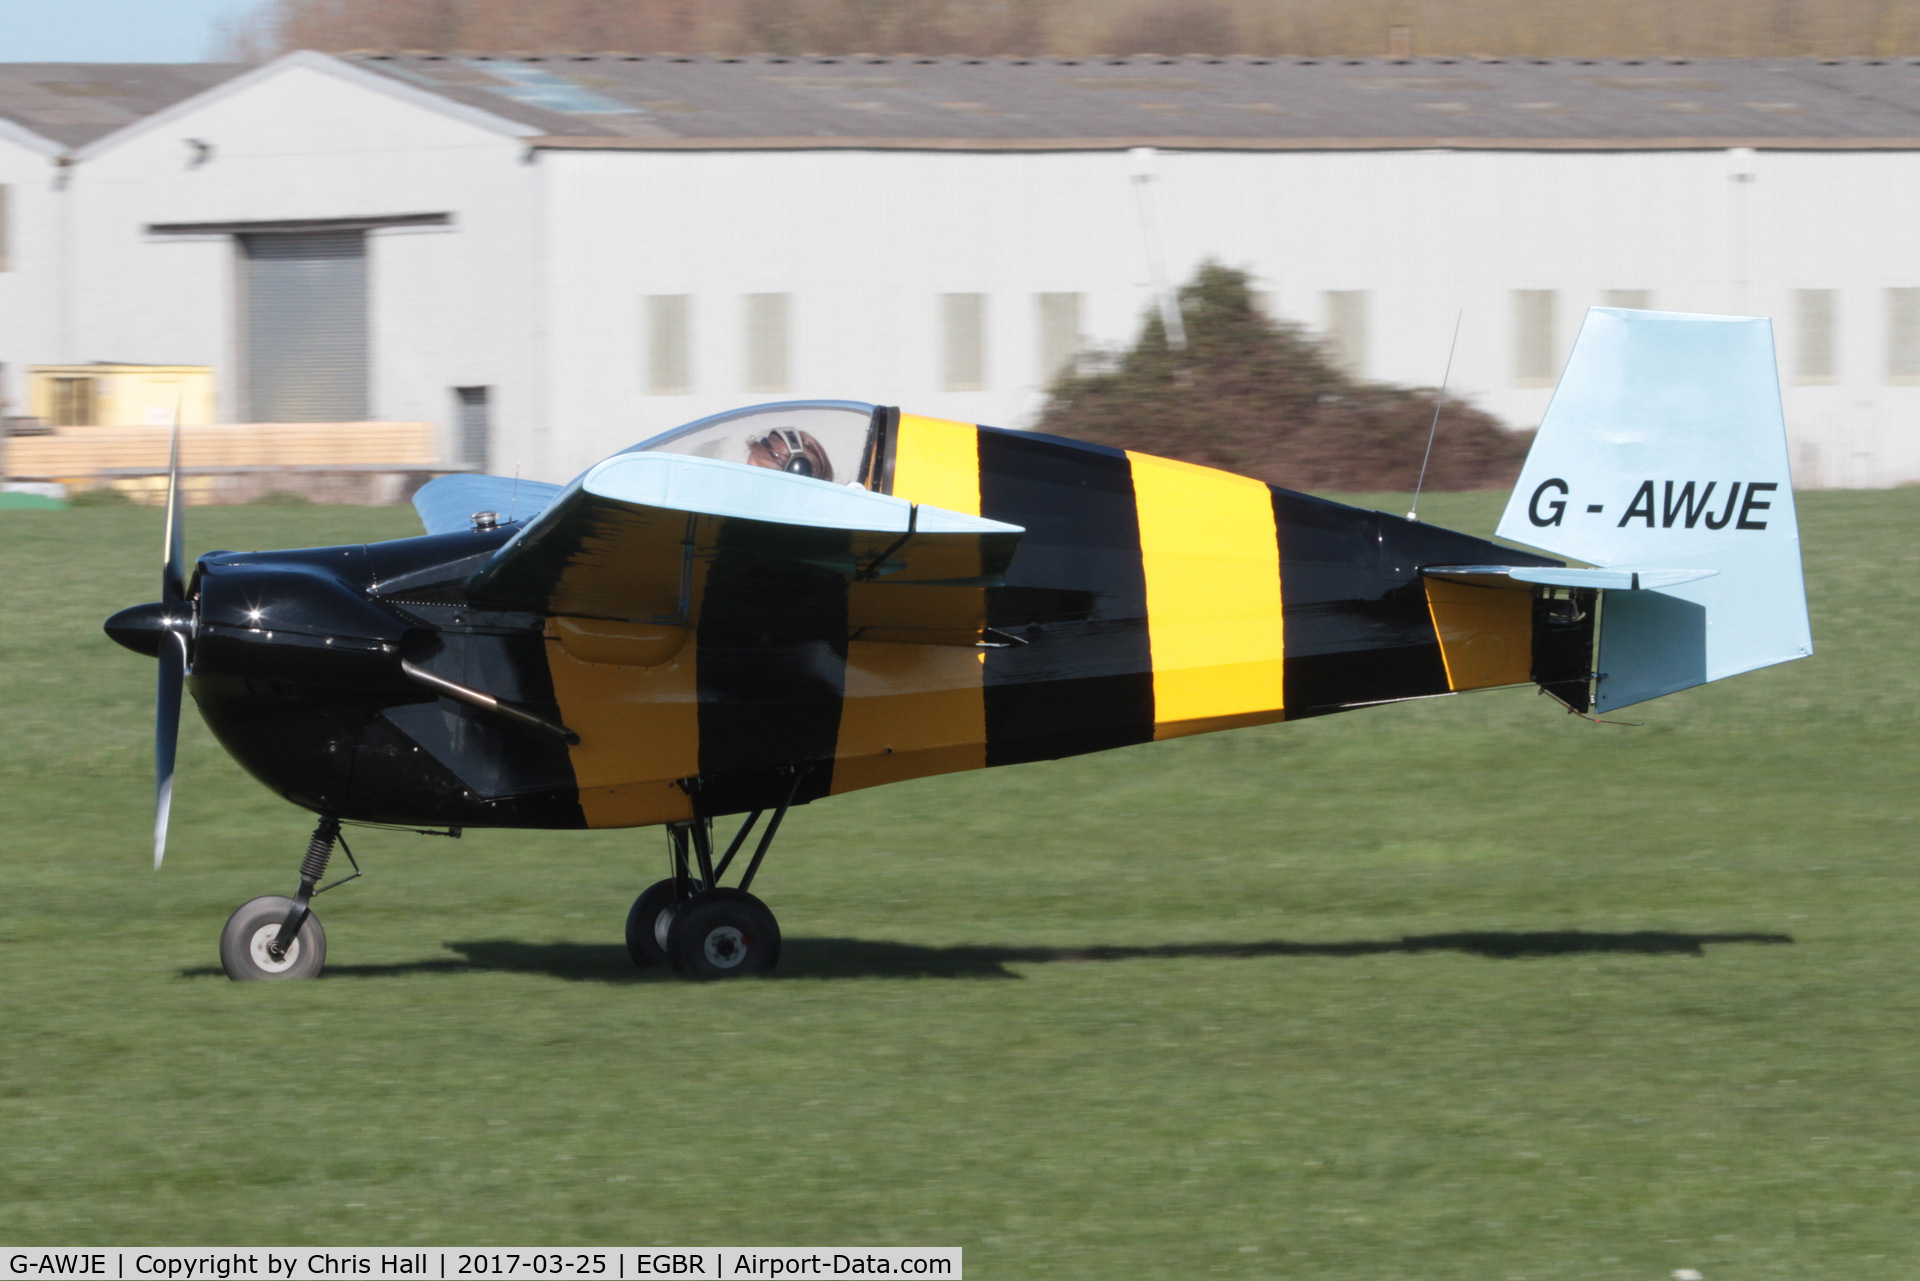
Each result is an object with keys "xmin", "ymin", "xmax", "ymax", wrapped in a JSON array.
[
  {"xmin": 220, "ymin": 895, "xmax": 327, "ymax": 980},
  {"xmin": 217, "ymin": 815, "xmax": 360, "ymax": 981}
]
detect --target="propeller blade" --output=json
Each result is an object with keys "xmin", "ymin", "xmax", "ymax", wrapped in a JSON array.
[
  {"xmin": 161, "ymin": 399, "xmax": 185, "ymax": 607},
  {"xmin": 155, "ymin": 395, "xmax": 187, "ymax": 870},
  {"xmin": 155, "ymin": 628, "xmax": 185, "ymax": 870}
]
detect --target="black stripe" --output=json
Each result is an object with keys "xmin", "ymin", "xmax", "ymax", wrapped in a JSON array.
[
  {"xmin": 355, "ymin": 703, "xmax": 589, "ymax": 828},
  {"xmin": 873, "ymin": 406, "xmax": 901, "ymax": 494},
  {"xmin": 978, "ymin": 429, "xmax": 1154, "ymax": 765},
  {"xmin": 1273, "ymin": 489, "xmax": 1549, "ymax": 716},
  {"xmin": 1273, "ymin": 489, "xmax": 1447, "ymax": 714},
  {"xmin": 377, "ymin": 626, "xmax": 588, "ymax": 824},
  {"xmin": 693, "ymin": 525, "xmax": 848, "ymax": 816},
  {"xmin": 1533, "ymin": 588, "xmax": 1597, "ymax": 714}
]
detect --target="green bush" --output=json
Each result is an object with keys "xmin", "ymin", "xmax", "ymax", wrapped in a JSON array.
[{"xmin": 1036, "ymin": 262, "xmax": 1531, "ymax": 492}]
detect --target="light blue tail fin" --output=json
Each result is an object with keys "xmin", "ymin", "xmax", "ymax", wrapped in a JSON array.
[{"xmin": 1495, "ymin": 307, "xmax": 1813, "ymax": 711}]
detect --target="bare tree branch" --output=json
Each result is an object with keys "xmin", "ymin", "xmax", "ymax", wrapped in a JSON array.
[{"xmin": 222, "ymin": 0, "xmax": 1920, "ymax": 59}]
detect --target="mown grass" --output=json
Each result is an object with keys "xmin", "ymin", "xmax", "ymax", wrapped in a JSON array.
[{"xmin": 1, "ymin": 491, "xmax": 1915, "ymax": 1276}]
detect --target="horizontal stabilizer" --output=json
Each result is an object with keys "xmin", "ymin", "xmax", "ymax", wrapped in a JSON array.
[
  {"xmin": 1426, "ymin": 565, "xmax": 1718, "ymax": 590},
  {"xmin": 466, "ymin": 452, "xmax": 1024, "ymax": 643},
  {"xmin": 413, "ymin": 473, "xmax": 563, "ymax": 536}
]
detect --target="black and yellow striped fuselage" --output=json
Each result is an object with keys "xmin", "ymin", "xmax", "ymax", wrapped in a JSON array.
[{"xmin": 189, "ymin": 414, "xmax": 1579, "ymax": 831}]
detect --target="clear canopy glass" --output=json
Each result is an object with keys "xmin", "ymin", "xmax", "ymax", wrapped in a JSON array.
[{"xmin": 624, "ymin": 401, "xmax": 879, "ymax": 489}]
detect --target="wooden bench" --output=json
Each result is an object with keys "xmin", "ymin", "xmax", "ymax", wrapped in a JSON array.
[{"xmin": 2, "ymin": 422, "xmax": 440, "ymax": 478}]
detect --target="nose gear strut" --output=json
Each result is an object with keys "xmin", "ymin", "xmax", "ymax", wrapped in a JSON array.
[{"xmin": 268, "ymin": 814, "xmax": 362, "ymax": 963}]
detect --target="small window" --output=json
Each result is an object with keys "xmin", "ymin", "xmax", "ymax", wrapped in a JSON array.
[
  {"xmin": 1513, "ymin": 289, "xmax": 1557, "ymax": 387},
  {"xmin": 50, "ymin": 376, "xmax": 95, "ymax": 426},
  {"xmin": 1888, "ymin": 289, "xmax": 1920, "ymax": 385},
  {"xmin": 0, "ymin": 185, "xmax": 10, "ymax": 273},
  {"xmin": 1794, "ymin": 289, "xmax": 1836, "ymax": 385},
  {"xmin": 647, "ymin": 295, "xmax": 691, "ymax": 395},
  {"xmin": 1323, "ymin": 290, "xmax": 1367, "ymax": 378},
  {"xmin": 943, "ymin": 293, "xmax": 986, "ymax": 391},
  {"xmin": 744, "ymin": 293, "xmax": 790, "ymax": 394},
  {"xmin": 1036, "ymin": 292, "xmax": 1082, "ymax": 384},
  {"xmin": 454, "ymin": 386, "xmax": 489, "ymax": 470},
  {"xmin": 1603, "ymin": 289, "xmax": 1651, "ymax": 311}
]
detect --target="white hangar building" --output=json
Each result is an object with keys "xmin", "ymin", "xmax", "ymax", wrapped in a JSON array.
[{"xmin": 4, "ymin": 51, "xmax": 1920, "ymax": 487}]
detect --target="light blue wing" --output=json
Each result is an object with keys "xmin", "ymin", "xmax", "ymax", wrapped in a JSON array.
[{"xmin": 412, "ymin": 474, "xmax": 565, "ymax": 536}]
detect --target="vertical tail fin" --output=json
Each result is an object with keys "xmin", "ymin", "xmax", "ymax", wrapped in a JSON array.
[{"xmin": 1496, "ymin": 307, "xmax": 1812, "ymax": 711}]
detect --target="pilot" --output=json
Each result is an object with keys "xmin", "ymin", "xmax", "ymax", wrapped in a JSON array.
[{"xmin": 745, "ymin": 428, "xmax": 834, "ymax": 483}]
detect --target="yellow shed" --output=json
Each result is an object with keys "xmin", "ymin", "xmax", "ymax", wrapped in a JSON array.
[{"xmin": 28, "ymin": 364, "xmax": 217, "ymax": 428}]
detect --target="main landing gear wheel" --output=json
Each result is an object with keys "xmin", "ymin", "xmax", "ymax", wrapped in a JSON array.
[
  {"xmin": 667, "ymin": 889, "xmax": 781, "ymax": 979},
  {"xmin": 219, "ymin": 895, "xmax": 326, "ymax": 981},
  {"xmin": 625, "ymin": 877, "xmax": 690, "ymax": 968},
  {"xmin": 645, "ymin": 788, "xmax": 800, "ymax": 979}
]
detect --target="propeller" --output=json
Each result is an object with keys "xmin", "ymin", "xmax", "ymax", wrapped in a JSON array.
[{"xmin": 154, "ymin": 406, "xmax": 187, "ymax": 870}]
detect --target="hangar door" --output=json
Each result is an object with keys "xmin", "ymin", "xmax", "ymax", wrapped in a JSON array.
[{"xmin": 240, "ymin": 231, "xmax": 368, "ymax": 421}]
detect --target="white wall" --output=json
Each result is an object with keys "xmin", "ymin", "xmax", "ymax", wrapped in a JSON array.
[
  {"xmin": 538, "ymin": 148, "xmax": 1176, "ymax": 475},
  {"xmin": 63, "ymin": 58, "xmax": 541, "ymax": 470},
  {"xmin": 1742, "ymin": 150, "xmax": 1920, "ymax": 488},
  {"xmin": 538, "ymin": 144, "xmax": 1920, "ymax": 488},
  {"xmin": 0, "ymin": 128, "xmax": 67, "ymax": 423}
]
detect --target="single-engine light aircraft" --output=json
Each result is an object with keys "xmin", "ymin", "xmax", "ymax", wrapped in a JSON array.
[{"xmin": 105, "ymin": 308, "xmax": 1811, "ymax": 980}]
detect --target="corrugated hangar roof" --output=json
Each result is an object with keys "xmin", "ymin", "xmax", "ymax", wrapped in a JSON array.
[
  {"xmin": 343, "ymin": 53, "xmax": 1920, "ymax": 149},
  {"xmin": 0, "ymin": 63, "xmax": 247, "ymax": 147},
  {"xmin": 9, "ymin": 54, "xmax": 1920, "ymax": 153}
]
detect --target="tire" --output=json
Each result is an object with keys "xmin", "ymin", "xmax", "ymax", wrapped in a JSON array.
[
  {"xmin": 625, "ymin": 877, "xmax": 691, "ymax": 968},
  {"xmin": 666, "ymin": 888, "xmax": 781, "ymax": 979},
  {"xmin": 219, "ymin": 895, "xmax": 326, "ymax": 981}
]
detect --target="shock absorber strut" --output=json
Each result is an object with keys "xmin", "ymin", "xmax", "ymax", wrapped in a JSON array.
[
  {"xmin": 271, "ymin": 815, "xmax": 341, "ymax": 960},
  {"xmin": 298, "ymin": 816, "xmax": 340, "ymax": 888}
]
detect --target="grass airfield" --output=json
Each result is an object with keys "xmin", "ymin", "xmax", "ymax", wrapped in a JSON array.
[{"xmin": 2, "ymin": 490, "xmax": 1916, "ymax": 1277}]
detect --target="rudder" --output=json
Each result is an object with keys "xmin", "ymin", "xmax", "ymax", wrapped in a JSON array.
[{"xmin": 1495, "ymin": 307, "xmax": 1812, "ymax": 711}]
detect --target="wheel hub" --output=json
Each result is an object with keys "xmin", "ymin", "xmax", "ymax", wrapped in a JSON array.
[
  {"xmin": 703, "ymin": 925, "xmax": 748, "ymax": 968},
  {"xmin": 248, "ymin": 923, "xmax": 301, "ymax": 973}
]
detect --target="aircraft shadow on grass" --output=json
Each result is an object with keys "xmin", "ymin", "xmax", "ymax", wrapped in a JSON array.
[{"xmin": 184, "ymin": 929, "xmax": 1793, "ymax": 983}]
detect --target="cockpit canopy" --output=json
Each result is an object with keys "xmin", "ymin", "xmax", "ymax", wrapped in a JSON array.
[
  {"xmin": 412, "ymin": 401, "xmax": 884, "ymax": 537},
  {"xmin": 620, "ymin": 400, "xmax": 881, "ymax": 489}
]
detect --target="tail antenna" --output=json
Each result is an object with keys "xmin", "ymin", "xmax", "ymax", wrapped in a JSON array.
[
  {"xmin": 1407, "ymin": 309, "xmax": 1464, "ymax": 523},
  {"xmin": 508, "ymin": 465, "xmax": 519, "ymax": 524},
  {"xmin": 1128, "ymin": 147, "xmax": 1188, "ymax": 355}
]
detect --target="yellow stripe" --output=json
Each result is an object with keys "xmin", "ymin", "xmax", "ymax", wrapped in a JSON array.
[
  {"xmin": 830, "ymin": 641, "xmax": 988, "ymax": 796},
  {"xmin": 545, "ymin": 617, "xmax": 699, "ymax": 828},
  {"xmin": 889, "ymin": 413, "xmax": 981, "ymax": 515},
  {"xmin": 831, "ymin": 412, "xmax": 990, "ymax": 790},
  {"xmin": 1127, "ymin": 452, "xmax": 1286, "ymax": 738},
  {"xmin": 1424, "ymin": 578, "xmax": 1535, "ymax": 692}
]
